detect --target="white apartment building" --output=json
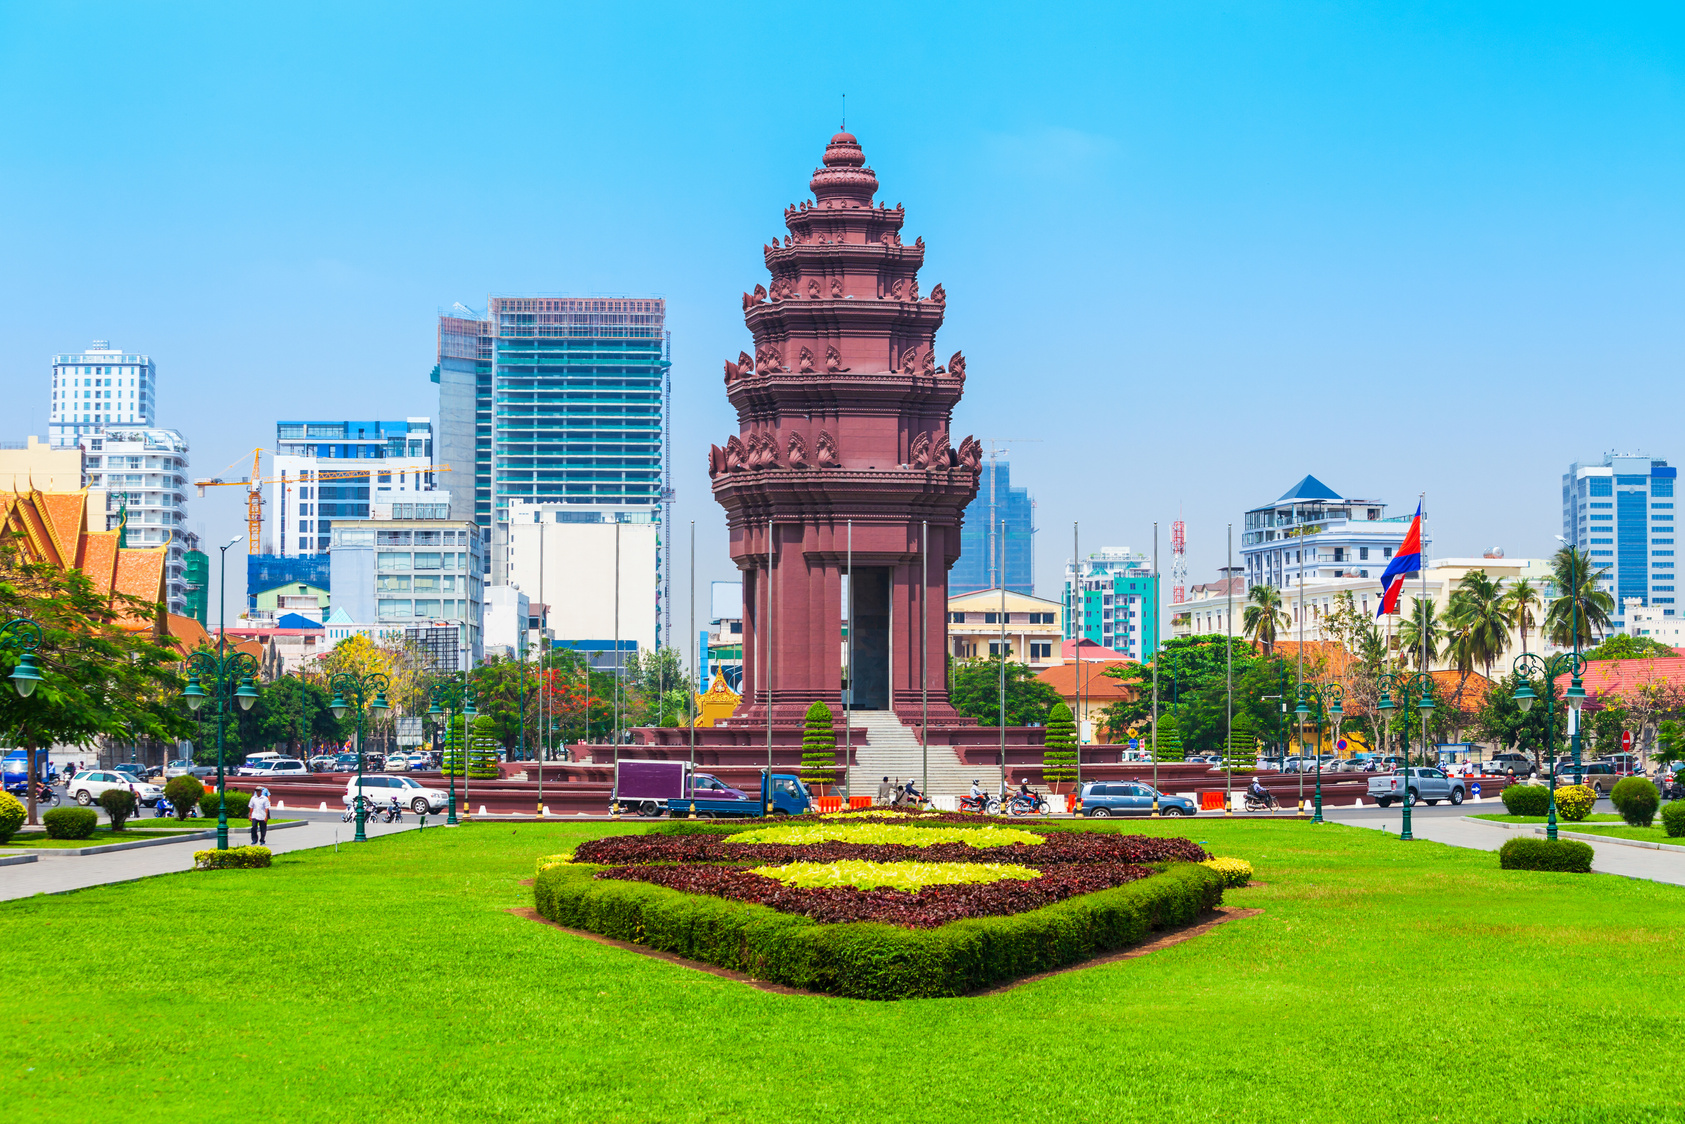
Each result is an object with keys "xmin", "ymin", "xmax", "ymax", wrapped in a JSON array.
[
  {"xmin": 1624, "ymin": 599, "xmax": 1685, "ymax": 648},
  {"xmin": 1241, "ymin": 475, "xmax": 1427, "ymax": 591},
  {"xmin": 49, "ymin": 341, "xmax": 156, "ymax": 447},
  {"xmin": 79, "ymin": 427, "xmax": 199, "ymax": 614},
  {"xmin": 268, "ymin": 419, "xmax": 440, "ymax": 556}
]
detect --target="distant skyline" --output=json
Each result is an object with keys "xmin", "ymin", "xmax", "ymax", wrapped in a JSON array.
[{"xmin": 3, "ymin": 3, "xmax": 1682, "ymax": 629}]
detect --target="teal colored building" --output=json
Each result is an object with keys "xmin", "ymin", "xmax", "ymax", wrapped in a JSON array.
[{"xmin": 1061, "ymin": 548, "xmax": 1160, "ymax": 662}]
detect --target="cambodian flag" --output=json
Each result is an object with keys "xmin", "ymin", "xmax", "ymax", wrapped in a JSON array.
[{"xmin": 1376, "ymin": 502, "xmax": 1423, "ymax": 617}]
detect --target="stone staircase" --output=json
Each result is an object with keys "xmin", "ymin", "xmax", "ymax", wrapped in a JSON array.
[{"xmin": 848, "ymin": 711, "xmax": 984, "ymax": 797}]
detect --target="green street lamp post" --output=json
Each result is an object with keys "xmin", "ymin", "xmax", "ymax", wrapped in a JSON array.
[
  {"xmin": 1293, "ymin": 683, "xmax": 1343, "ymax": 824},
  {"xmin": 328, "ymin": 671, "xmax": 391, "ymax": 843},
  {"xmin": 182, "ymin": 648, "xmax": 262, "ymax": 850},
  {"xmin": 1375, "ymin": 669, "xmax": 1436, "ymax": 842},
  {"xmin": 1511, "ymin": 651, "xmax": 1586, "ymax": 841},
  {"xmin": 427, "ymin": 678, "xmax": 467, "ymax": 825},
  {"xmin": 2, "ymin": 617, "xmax": 46, "ymax": 825}
]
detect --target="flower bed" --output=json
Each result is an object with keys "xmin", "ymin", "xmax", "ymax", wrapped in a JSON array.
[
  {"xmin": 752, "ymin": 860, "xmax": 1041, "ymax": 891},
  {"xmin": 728, "ymin": 821, "xmax": 1047, "ymax": 848},
  {"xmin": 600, "ymin": 861, "xmax": 1151, "ymax": 927},
  {"xmin": 572, "ymin": 829, "xmax": 1207, "ymax": 869}
]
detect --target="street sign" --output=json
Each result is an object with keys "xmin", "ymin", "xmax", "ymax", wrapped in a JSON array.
[
  {"xmin": 1336, "ymin": 738, "xmax": 1348, "ymax": 752},
  {"xmin": 1129, "ymin": 738, "xmax": 1139, "ymax": 750},
  {"xmin": 1622, "ymin": 730, "xmax": 1633, "ymax": 751}
]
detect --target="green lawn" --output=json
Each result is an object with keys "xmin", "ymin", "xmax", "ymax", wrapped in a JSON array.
[
  {"xmin": 1561, "ymin": 823, "xmax": 1685, "ymax": 846},
  {"xmin": 4, "ymin": 819, "xmax": 1684, "ymax": 1123},
  {"xmin": 3, "ymin": 827, "xmax": 204, "ymax": 849},
  {"xmin": 1472, "ymin": 813, "xmax": 1623, "ymax": 823}
]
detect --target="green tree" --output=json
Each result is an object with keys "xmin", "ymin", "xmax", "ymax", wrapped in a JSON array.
[
  {"xmin": 622, "ymin": 647, "xmax": 696, "ymax": 728},
  {"xmin": 1222, "ymin": 714, "xmax": 1256, "ymax": 771},
  {"xmin": 1445, "ymin": 571, "xmax": 1510, "ymax": 680},
  {"xmin": 442, "ymin": 713, "xmax": 500, "ymax": 779},
  {"xmin": 1581, "ymin": 634, "xmax": 1677, "ymax": 661},
  {"xmin": 1502, "ymin": 578, "xmax": 1542, "ymax": 654},
  {"xmin": 230, "ymin": 673, "xmax": 345, "ymax": 758},
  {"xmin": 1546, "ymin": 546, "xmax": 1615, "ymax": 649},
  {"xmin": 948, "ymin": 657, "xmax": 1061, "ymax": 726},
  {"xmin": 1242, "ymin": 584, "xmax": 1290, "ymax": 657},
  {"xmin": 1151, "ymin": 712, "xmax": 1185, "ymax": 761},
  {"xmin": 799, "ymin": 700, "xmax": 837, "ymax": 790},
  {"xmin": 1472, "ymin": 672, "xmax": 1568, "ymax": 770},
  {"xmin": 1590, "ymin": 702, "xmax": 1631, "ymax": 754},
  {"xmin": 1395, "ymin": 598, "xmax": 1442, "ymax": 671},
  {"xmin": 1042, "ymin": 702, "xmax": 1077, "ymax": 786}
]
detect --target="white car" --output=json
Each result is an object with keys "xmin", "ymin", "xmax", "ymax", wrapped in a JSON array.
[
  {"xmin": 343, "ymin": 774, "xmax": 449, "ymax": 815},
  {"xmin": 237, "ymin": 758, "xmax": 305, "ymax": 778},
  {"xmin": 163, "ymin": 758, "xmax": 197, "ymax": 778},
  {"xmin": 69, "ymin": 769, "xmax": 165, "ymax": 808}
]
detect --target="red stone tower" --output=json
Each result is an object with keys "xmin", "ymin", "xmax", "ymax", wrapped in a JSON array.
[{"xmin": 709, "ymin": 131, "xmax": 983, "ymax": 727}]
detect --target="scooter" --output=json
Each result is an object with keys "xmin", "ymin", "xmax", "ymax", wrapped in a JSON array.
[
  {"xmin": 1242, "ymin": 791, "xmax": 1277, "ymax": 812},
  {"xmin": 958, "ymin": 793, "xmax": 1001, "ymax": 815},
  {"xmin": 153, "ymin": 795, "xmax": 174, "ymax": 818}
]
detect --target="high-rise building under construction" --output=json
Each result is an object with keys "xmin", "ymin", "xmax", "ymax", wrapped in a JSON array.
[{"xmin": 435, "ymin": 297, "xmax": 672, "ymax": 646}]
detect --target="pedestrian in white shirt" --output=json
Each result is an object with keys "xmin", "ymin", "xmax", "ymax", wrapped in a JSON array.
[{"xmin": 249, "ymin": 789, "xmax": 272, "ymax": 845}]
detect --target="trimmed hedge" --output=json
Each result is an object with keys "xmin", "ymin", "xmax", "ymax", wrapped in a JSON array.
[
  {"xmin": 1499, "ymin": 836, "xmax": 1593, "ymax": 873},
  {"xmin": 0, "ymin": 791, "xmax": 25, "ymax": 844},
  {"xmin": 1661, "ymin": 801, "xmax": 1685, "ymax": 839},
  {"xmin": 43, "ymin": 807, "xmax": 98, "ymax": 839},
  {"xmin": 193, "ymin": 845, "xmax": 272, "ymax": 870},
  {"xmin": 1610, "ymin": 777, "xmax": 1660, "ymax": 828},
  {"xmin": 1554, "ymin": 784, "xmax": 1597, "ymax": 823},
  {"xmin": 534, "ymin": 860, "xmax": 1224, "ymax": 999},
  {"xmin": 98, "ymin": 788, "xmax": 137, "ymax": 830},
  {"xmin": 197, "ymin": 789, "xmax": 251, "ymax": 821},
  {"xmin": 163, "ymin": 776, "xmax": 206, "ymax": 820},
  {"xmin": 1501, "ymin": 784, "xmax": 1550, "ymax": 817}
]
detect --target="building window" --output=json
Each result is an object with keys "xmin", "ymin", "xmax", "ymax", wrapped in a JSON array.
[
  {"xmin": 1359, "ymin": 547, "xmax": 1369, "ymax": 560},
  {"xmin": 983, "ymin": 612, "xmax": 998, "ymax": 624},
  {"xmin": 989, "ymin": 641, "xmax": 1012, "ymax": 657},
  {"xmin": 1030, "ymin": 642, "xmax": 1052, "ymax": 660}
]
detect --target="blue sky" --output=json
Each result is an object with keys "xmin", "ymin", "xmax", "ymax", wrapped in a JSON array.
[{"xmin": 2, "ymin": 2, "xmax": 1682, "ymax": 625}]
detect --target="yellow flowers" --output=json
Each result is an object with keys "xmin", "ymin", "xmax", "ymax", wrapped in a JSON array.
[
  {"xmin": 731, "ymin": 822, "xmax": 1045, "ymax": 848},
  {"xmin": 751, "ymin": 860, "xmax": 1042, "ymax": 891},
  {"xmin": 1200, "ymin": 857, "xmax": 1254, "ymax": 888},
  {"xmin": 1554, "ymin": 784, "xmax": 1598, "ymax": 823},
  {"xmin": 536, "ymin": 854, "xmax": 571, "ymax": 874}
]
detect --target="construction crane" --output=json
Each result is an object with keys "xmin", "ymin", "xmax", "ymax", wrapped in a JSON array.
[{"xmin": 194, "ymin": 449, "xmax": 449, "ymax": 553}]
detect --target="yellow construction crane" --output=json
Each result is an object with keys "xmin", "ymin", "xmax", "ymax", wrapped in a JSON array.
[{"xmin": 194, "ymin": 449, "xmax": 449, "ymax": 553}]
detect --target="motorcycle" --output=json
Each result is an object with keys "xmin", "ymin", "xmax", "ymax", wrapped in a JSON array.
[
  {"xmin": 152, "ymin": 795, "xmax": 174, "ymax": 817},
  {"xmin": 33, "ymin": 781, "xmax": 60, "ymax": 809},
  {"xmin": 958, "ymin": 793, "xmax": 1001, "ymax": 815},
  {"xmin": 1242, "ymin": 791, "xmax": 1278, "ymax": 812},
  {"xmin": 1004, "ymin": 793, "xmax": 1051, "ymax": 816}
]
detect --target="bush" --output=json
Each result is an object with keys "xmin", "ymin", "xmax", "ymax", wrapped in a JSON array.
[
  {"xmin": 800, "ymin": 700, "xmax": 838, "ymax": 790},
  {"xmin": 193, "ymin": 845, "xmax": 272, "ymax": 870},
  {"xmin": 98, "ymin": 788, "xmax": 137, "ymax": 830},
  {"xmin": 43, "ymin": 807, "xmax": 98, "ymax": 839},
  {"xmin": 0, "ymin": 791, "xmax": 25, "ymax": 844},
  {"xmin": 443, "ymin": 714, "xmax": 500, "ymax": 779},
  {"xmin": 1501, "ymin": 784, "xmax": 1550, "ymax": 817},
  {"xmin": 163, "ymin": 776, "xmax": 206, "ymax": 820},
  {"xmin": 1610, "ymin": 777, "xmax": 1660, "ymax": 828},
  {"xmin": 535, "ymin": 860, "xmax": 1223, "ymax": 999},
  {"xmin": 1200, "ymin": 857, "xmax": 1254, "ymax": 888},
  {"xmin": 197, "ymin": 789, "xmax": 250, "ymax": 820},
  {"xmin": 1554, "ymin": 784, "xmax": 1598, "ymax": 823},
  {"xmin": 1660, "ymin": 801, "xmax": 1685, "ymax": 838},
  {"xmin": 1042, "ymin": 702, "xmax": 1077, "ymax": 787},
  {"xmin": 1499, "ymin": 836, "xmax": 1594, "ymax": 873}
]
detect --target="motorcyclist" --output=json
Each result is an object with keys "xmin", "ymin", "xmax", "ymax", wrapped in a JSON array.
[{"xmin": 1247, "ymin": 776, "xmax": 1274, "ymax": 808}]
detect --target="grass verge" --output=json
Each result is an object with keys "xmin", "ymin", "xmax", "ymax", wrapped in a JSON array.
[
  {"xmin": 2, "ymin": 819, "xmax": 1684, "ymax": 1123},
  {"xmin": 1471, "ymin": 813, "xmax": 1623, "ymax": 824},
  {"xmin": 1559, "ymin": 824, "xmax": 1683, "ymax": 845}
]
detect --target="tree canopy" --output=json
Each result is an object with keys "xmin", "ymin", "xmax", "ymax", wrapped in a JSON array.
[{"xmin": 949, "ymin": 657, "xmax": 1061, "ymax": 726}]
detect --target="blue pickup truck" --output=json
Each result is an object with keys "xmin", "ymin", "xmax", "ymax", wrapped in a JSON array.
[{"xmin": 666, "ymin": 771, "xmax": 812, "ymax": 819}]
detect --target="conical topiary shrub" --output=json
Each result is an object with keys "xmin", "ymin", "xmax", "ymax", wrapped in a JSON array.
[
  {"xmin": 801, "ymin": 701, "xmax": 838, "ymax": 793},
  {"xmin": 1042, "ymin": 702, "xmax": 1077, "ymax": 790},
  {"xmin": 1154, "ymin": 713, "xmax": 1186, "ymax": 762},
  {"xmin": 1223, "ymin": 715, "xmax": 1257, "ymax": 772},
  {"xmin": 443, "ymin": 714, "xmax": 502, "ymax": 779}
]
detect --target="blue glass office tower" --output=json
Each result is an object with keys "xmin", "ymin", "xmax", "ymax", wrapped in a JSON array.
[
  {"xmin": 951, "ymin": 459, "xmax": 1034, "ymax": 596},
  {"xmin": 437, "ymin": 298, "xmax": 672, "ymax": 637},
  {"xmin": 1564, "ymin": 453, "xmax": 1677, "ymax": 627}
]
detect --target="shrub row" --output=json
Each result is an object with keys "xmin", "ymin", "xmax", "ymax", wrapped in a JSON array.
[
  {"xmin": 1499, "ymin": 837, "xmax": 1593, "ymax": 873},
  {"xmin": 535, "ymin": 860, "xmax": 1223, "ymax": 999},
  {"xmin": 43, "ymin": 807, "xmax": 99, "ymax": 839},
  {"xmin": 193, "ymin": 846, "xmax": 272, "ymax": 870},
  {"xmin": 1662, "ymin": 801, "xmax": 1685, "ymax": 839}
]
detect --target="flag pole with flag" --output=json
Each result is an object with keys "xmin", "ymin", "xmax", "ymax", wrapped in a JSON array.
[{"xmin": 1377, "ymin": 501, "xmax": 1423, "ymax": 617}]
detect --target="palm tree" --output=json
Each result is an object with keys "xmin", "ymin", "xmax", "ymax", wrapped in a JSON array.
[
  {"xmin": 1445, "ymin": 571, "xmax": 1510, "ymax": 680},
  {"xmin": 1395, "ymin": 597, "xmax": 1441, "ymax": 671},
  {"xmin": 1502, "ymin": 578, "xmax": 1541, "ymax": 654},
  {"xmin": 1546, "ymin": 546, "xmax": 1615, "ymax": 649},
  {"xmin": 1242, "ymin": 584, "xmax": 1291, "ymax": 657}
]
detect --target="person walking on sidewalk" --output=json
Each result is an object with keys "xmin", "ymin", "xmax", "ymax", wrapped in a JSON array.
[{"xmin": 249, "ymin": 788, "xmax": 272, "ymax": 845}]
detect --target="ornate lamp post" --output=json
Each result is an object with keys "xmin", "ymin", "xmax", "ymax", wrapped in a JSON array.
[
  {"xmin": 182, "ymin": 648, "xmax": 261, "ymax": 850},
  {"xmin": 1293, "ymin": 682, "xmax": 1343, "ymax": 824},
  {"xmin": 427, "ymin": 678, "xmax": 465, "ymax": 825},
  {"xmin": 2, "ymin": 617, "xmax": 46, "ymax": 825},
  {"xmin": 1511, "ymin": 652, "xmax": 1586, "ymax": 841},
  {"xmin": 328, "ymin": 671, "xmax": 391, "ymax": 842},
  {"xmin": 1375, "ymin": 669, "xmax": 1436, "ymax": 842}
]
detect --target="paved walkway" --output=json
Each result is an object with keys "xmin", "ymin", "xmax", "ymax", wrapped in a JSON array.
[
  {"xmin": 1324, "ymin": 807, "xmax": 1685, "ymax": 887},
  {"xmin": 0, "ymin": 812, "xmax": 430, "ymax": 901}
]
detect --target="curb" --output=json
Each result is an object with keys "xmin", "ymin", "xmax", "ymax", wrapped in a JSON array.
[
  {"xmin": 0, "ymin": 852, "xmax": 39, "ymax": 866},
  {"xmin": 29, "ymin": 818, "xmax": 308, "ymax": 857},
  {"xmin": 1533, "ymin": 827, "xmax": 1685, "ymax": 855}
]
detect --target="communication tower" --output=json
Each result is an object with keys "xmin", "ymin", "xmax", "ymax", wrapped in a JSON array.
[{"xmin": 1171, "ymin": 519, "xmax": 1188, "ymax": 604}]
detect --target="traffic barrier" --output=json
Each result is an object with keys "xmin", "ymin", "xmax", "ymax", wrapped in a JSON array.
[
  {"xmin": 814, "ymin": 796, "xmax": 845, "ymax": 813},
  {"xmin": 318, "ymin": 802, "xmax": 327, "ymax": 811},
  {"xmin": 478, "ymin": 805, "xmax": 487, "ymax": 815},
  {"xmin": 848, "ymin": 795, "xmax": 873, "ymax": 809},
  {"xmin": 542, "ymin": 805, "xmax": 551, "ymax": 816},
  {"xmin": 1199, "ymin": 791, "xmax": 1225, "ymax": 811}
]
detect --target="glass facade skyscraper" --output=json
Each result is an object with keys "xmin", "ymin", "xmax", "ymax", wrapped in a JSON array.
[
  {"xmin": 1564, "ymin": 453, "xmax": 1676, "ymax": 626},
  {"xmin": 951, "ymin": 459, "xmax": 1034, "ymax": 596}
]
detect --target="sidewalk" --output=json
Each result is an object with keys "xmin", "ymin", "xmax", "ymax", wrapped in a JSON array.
[
  {"xmin": 0, "ymin": 812, "xmax": 430, "ymax": 902},
  {"xmin": 1324, "ymin": 807, "xmax": 1685, "ymax": 887}
]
